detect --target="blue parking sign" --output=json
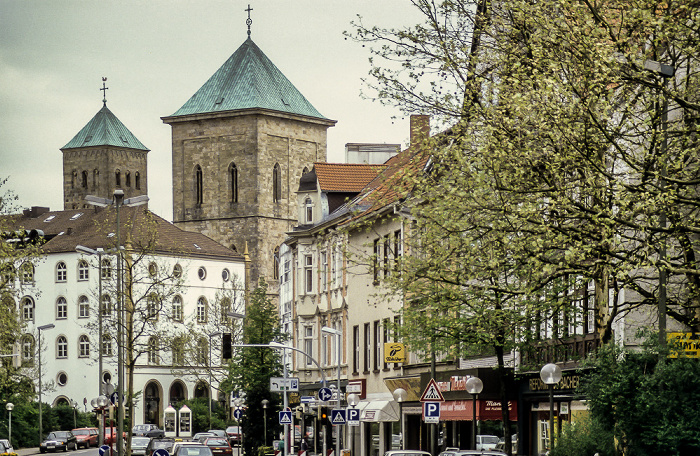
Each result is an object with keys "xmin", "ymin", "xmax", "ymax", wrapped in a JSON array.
[{"xmin": 423, "ymin": 402, "xmax": 440, "ymax": 423}]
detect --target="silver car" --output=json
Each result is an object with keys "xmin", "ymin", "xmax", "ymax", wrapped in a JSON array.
[{"xmin": 132, "ymin": 436, "xmax": 152, "ymax": 456}]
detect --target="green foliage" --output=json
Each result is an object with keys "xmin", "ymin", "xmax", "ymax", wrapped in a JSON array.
[
  {"xmin": 2, "ymin": 401, "xmax": 97, "ymax": 448},
  {"xmin": 549, "ymin": 415, "xmax": 615, "ymax": 456},
  {"xmin": 222, "ymin": 279, "xmax": 284, "ymax": 456},
  {"xmin": 581, "ymin": 341, "xmax": 700, "ymax": 455}
]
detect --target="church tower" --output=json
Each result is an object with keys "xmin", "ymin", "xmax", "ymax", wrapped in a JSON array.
[
  {"xmin": 61, "ymin": 80, "xmax": 149, "ymax": 209},
  {"xmin": 162, "ymin": 18, "xmax": 336, "ymax": 291}
]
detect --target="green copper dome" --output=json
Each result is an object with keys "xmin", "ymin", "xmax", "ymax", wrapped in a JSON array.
[
  {"xmin": 62, "ymin": 105, "xmax": 148, "ymax": 151},
  {"xmin": 169, "ymin": 37, "xmax": 327, "ymax": 119}
]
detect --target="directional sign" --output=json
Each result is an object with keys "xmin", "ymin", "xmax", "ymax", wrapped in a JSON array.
[
  {"xmin": 318, "ymin": 387, "xmax": 333, "ymax": 402},
  {"xmin": 110, "ymin": 391, "xmax": 121, "ymax": 406},
  {"xmin": 279, "ymin": 410, "xmax": 293, "ymax": 425},
  {"xmin": 346, "ymin": 408, "xmax": 360, "ymax": 426},
  {"xmin": 419, "ymin": 378, "xmax": 445, "ymax": 402},
  {"xmin": 153, "ymin": 449, "xmax": 170, "ymax": 456},
  {"xmin": 423, "ymin": 402, "xmax": 440, "ymax": 423},
  {"xmin": 270, "ymin": 377, "xmax": 300, "ymax": 392},
  {"xmin": 300, "ymin": 396, "xmax": 316, "ymax": 403},
  {"xmin": 99, "ymin": 445, "xmax": 111, "ymax": 456},
  {"xmin": 233, "ymin": 409, "xmax": 243, "ymax": 420},
  {"xmin": 331, "ymin": 409, "xmax": 346, "ymax": 425}
]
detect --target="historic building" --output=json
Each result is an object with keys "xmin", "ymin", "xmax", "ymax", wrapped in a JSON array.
[{"xmin": 162, "ymin": 28, "xmax": 336, "ymax": 294}]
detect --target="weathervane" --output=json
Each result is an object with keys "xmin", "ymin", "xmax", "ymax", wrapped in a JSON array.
[
  {"xmin": 100, "ymin": 77, "xmax": 109, "ymax": 106},
  {"xmin": 245, "ymin": 4, "xmax": 253, "ymax": 36}
]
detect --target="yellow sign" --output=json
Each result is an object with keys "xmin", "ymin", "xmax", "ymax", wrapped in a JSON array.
[
  {"xmin": 384, "ymin": 343, "xmax": 406, "ymax": 363},
  {"xmin": 668, "ymin": 332, "xmax": 700, "ymax": 358}
]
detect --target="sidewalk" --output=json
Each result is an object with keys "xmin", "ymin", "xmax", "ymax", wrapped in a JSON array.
[{"xmin": 16, "ymin": 448, "xmax": 39, "ymax": 456}]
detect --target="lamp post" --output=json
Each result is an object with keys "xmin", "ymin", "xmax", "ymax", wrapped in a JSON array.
[
  {"xmin": 261, "ymin": 399, "xmax": 269, "ymax": 446},
  {"xmin": 91, "ymin": 395, "xmax": 110, "ymax": 450},
  {"xmin": 540, "ymin": 363, "xmax": 562, "ymax": 450},
  {"xmin": 71, "ymin": 400, "xmax": 78, "ymax": 428},
  {"xmin": 391, "ymin": 389, "xmax": 406, "ymax": 450},
  {"xmin": 37, "ymin": 323, "xmax": 55, "ymax": 444},
  {"xmin": 86, "ymin": 190, "xmax": 148, "ymax": 456},
  {"xmin": 466, "ymin": 376, "xmax": 483, "ymax": 450},
  {"xmin": 208, "ymin": 332, "xmax": 222, "ymax": 429},
  {"xmin": 6, "ymin": 402, "xmax": 13, "ymax": 447},
  {"xmin": 321, "ymin": 326, "xmax": 342, "ymax": 456},
  {"xmin": 76, "ymin": 245, "xmax": 109, "ymax": 399}
]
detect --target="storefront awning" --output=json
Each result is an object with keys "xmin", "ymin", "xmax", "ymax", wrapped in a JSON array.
[
  {"xmin": 360, "ymin": 400, "xmax": 400, "ymax": 422},
  {"xmin": 440, "ymin": 399, "xmax": 517, "ymax": 421}
]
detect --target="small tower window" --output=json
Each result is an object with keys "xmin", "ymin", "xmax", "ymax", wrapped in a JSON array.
[
  {"xmin": 93, "ymin": 169, "xmax": 99, "ymax": 189},
  {"xmin": 135, "ymin": 171, "xmax": 141, "ymax": 190},
  {"xmin": 229, "ymin": 163, "xmax": 238, "ymax": 203},
  {"xmin": 305, "ymin": 197, "xmax": 313, "ymax": 224},
  {"xmin": 81, "ymin": 171, "xmax": 88, "ymax": 188},
  {"xmin": 115, "ymin": 169, "xmax": 121, "ymax": 187},
  {"xmin": 126, "ymin": 171, "xmax": 131, "ymax": 188},
  {"xmin": 272, "ymin": 163, "xmax": 281, "ymax": 202},
  {"xmin": 195, "ymin": 165, "xmax": 203, "ymax": 205}
]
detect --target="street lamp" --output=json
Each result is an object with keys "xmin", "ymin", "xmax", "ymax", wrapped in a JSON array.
[
  {"xmin": 261, "ymin": 399, "xmax": 269, "ymax": 446},
  {"xmin": 540, "ymin": 363, "xmax": 562, "ymax": 450},
  {"xmin": 6, "ymin": 402, "xmax": 13, "ymax": 448},
  {"xmin": 466, "ymin": 376, "xmax": 483, "ymax": 450},
  {"xmin": 86, "ymin": 189, "xmax": 148, "ymax": 456},
  {"xmin": 391, "ymin": 389, "xmax": 406, "ymax": 450},
  {"xmin": 37, "ymin": 323, "xmax": 55, "ymax": 444},
  {"xmin": 91, "ymin": 395, "xmax": 110, "ymax": 448},
  {"xmin": 208, "ymin": 332, "xmax": 222, "ymax": 429},
  {"xmin": 321, "ymin": 326, "xmax": 342, "ymax": 456}
]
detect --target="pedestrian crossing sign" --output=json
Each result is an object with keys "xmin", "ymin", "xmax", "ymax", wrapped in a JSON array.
[
  {"xmin": 420, "ymin": 378, "xmax": 445, "ymax": 402},
  {"xmin": 331, "ymin": 408, "xmax": 347, "ymax": 424}
]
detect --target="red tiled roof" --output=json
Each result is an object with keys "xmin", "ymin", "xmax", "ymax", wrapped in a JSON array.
[{"xmin": 314, "ymin": 163, "xmax": 386, "ymax": 193}]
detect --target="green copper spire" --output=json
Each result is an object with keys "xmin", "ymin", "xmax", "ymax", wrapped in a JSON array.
[{"xmin": 62, "ymin": 104, "xmax": 148, "ymax": 151}]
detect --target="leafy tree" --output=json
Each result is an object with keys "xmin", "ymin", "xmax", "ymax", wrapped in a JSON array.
[{"xmin": 222, "ymin": 279, "xmax": 284, "ymax": 456}]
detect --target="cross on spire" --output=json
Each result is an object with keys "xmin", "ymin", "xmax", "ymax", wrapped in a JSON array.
[
  {"xmin": 100, "ymin": 77, "xmax": 109, "ymax": 106},
  {"xmin": 245, "ymin": 4, "xmax": 253, "ymax": 36}
]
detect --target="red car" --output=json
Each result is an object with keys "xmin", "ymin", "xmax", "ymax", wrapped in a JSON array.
[
  {"xmin": 104, "ymin": 427, "xmax": 127, "ymax": 445},
  {"xmin": 203, "ymin": 438, "xmax": 232, "ymax": 456},
  {"xmin": 72, "ymin": 428, "xmax": 99, "ymax": 448}
]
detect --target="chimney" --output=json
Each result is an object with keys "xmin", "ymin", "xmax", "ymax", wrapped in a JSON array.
[{"xmin": 410, "ymin": 115, "xmax": 430, "ymax": 148}]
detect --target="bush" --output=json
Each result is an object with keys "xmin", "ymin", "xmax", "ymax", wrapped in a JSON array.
[{"xmin": 549, "ymin": 415, "xmax": 614, "ymax": 456}]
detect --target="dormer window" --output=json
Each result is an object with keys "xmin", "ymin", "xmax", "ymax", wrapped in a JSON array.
[{"xmin": 305, "ymin": 197, "xmax": 313, "ymax": 224}]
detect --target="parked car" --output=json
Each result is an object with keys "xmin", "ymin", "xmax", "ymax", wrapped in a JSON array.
[
  {"xmin": 225, "ymin": 426, "xmax": 241, "ymax": 444},
  {"xmin": 203, "ymin": 437, "xmax": 233, "ymax": 456},
  {"xmin": 173, "ymin": 445, "xmax": 214, "ymax": 456},
  {"xmin": 72, "ymin": 428, "xmax": 99, "ymax": 448},
  {"xmin": 40, "ymin": 431, "xmax": 78, "ymax": 453},
  {"xmin": 207, "ymin": 430, "xmax": 228, "ymax": 439},
  {"xmin": 0, "ymin": 440, "xmax": 14, "ymax": 454},
  {"xmin": 146, "ymin": 438, "xmax": 175, "ymax": 456},
  {"xmin": 440, "ymin": 452, "xmax": 507, "ymax": 456},
  {"xmin": 384, "ymin": 451, "xmax": 432, "ymax": 456},
  {"xmin": 193, "ymin": 432, "xmax": 216, "ymax": 443},
  {"xmin": 171, "ymin": 442, "xmax": 210, "ymax": 456},
  {"xmin": 132, "ymin": 436, "xmax": 152, "ymax": 456},
  {"xmin": 494, "ymin": 434, "xmax": 517, "ymax": 455},
  {"xmin": 104, "ymin": 427, "xmax": 127, "ymax": 445},
  {"xmin": 133, "ymin": 424, "xmax": 166, "ymax": 438},
  {"xmin": 476, "ymin": 435, "xmax": 500, "ymax": 451}
]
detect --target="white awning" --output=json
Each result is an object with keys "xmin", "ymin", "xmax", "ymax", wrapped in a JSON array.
[{"xmin": 360, "ymin": 400, "xmax": 400, "ymax": 422}]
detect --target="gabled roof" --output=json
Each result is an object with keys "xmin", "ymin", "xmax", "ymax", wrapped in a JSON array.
[
  {"xmin": 0, "ymin": 207, "xmax": 239, "ymax": 260},
  {"xmin": 313, "ymin": 163, "xmax": 386, "ymax": 193},
  {"xmin": 168, "ymin": 37, "xmax": 328, "ymax": 120},
  {"xmin": 62, "ymin": 105, "xmax": 148, "ymax": 151}
]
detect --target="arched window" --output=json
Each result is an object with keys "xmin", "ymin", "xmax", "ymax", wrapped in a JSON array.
[
  {"xmin": 101, "ymin": 294, "xmax": 111, "ymax": 316},
  {"xmin": 101, "ymin": 258, "xmax": 112, "ymax": 279},
  {"xmin": 196, "ymin": 338, "xmax": 208, "ymax": 365},
  {"xmin": 196, "ymin": 297, "xmax": 207, "ymax": 323},
  {"xmin": 78, "ymin": 295, "xmax": 89, "ymax": 318},
  {"xmin": 57, "ymin": 336, "xmax": 68, "ymax": 359},
  {"xmin": 20, "ymin": 262, "xmax": 34, "ymax": 284},
  {"xmin": 220, "ymin": 297, "xmax": 231, "ymax": 324},
  {"xmin": 81, "ymin": 170, "xmax": 88, "ymax": 188},
  {"xmin": 172, "ymin": 338, "xmax": 185, "ymax": 366},
  {"xmin": 102, "ymin": 334, "xmax": 113, "ymax": 357},
  {"xmin": 93, "ymin": 169, "xmax": 99, "ymax": 188},
  {"xmin": 229, "ymin": 163, "xmax": 238, "ymax": 203},
  {"xmin": 195, "ymin": 165, "xmax": 203, "ymax": 205},
  {"xmin": 21, "ymin": 296, "xmax": 34, "ymax": 321},
  {"xmin": 148, "ymin": 337, "xmax": 159, "ymax": 365},
  {"xmin": 135, "ymin": 171, "xmax": 141, "ymax": 190},
  {"xmin": 56, "ymin": 261, "xmax": 67, "ymax": 282},
  {"xmin": 56, "ymin": 297, "xmax": 68, "ymax": 319},
  {"xmin": 302, "ymin": 166, "xmax": 309, "ymax": 175},
  {"xmin": 272, "ymin": 163, "xmax": 281, "ymax": 202},
  {"xmin": 125, "ymin": 171, "xmax": 131, "ymax": 187},
  {"xmin": 147, "ymin": 293, "xmax": 159, "ymax": 320},
  {"xmin": 71, "ymin": 170, "xmax": 77, "ymax": 189},
  {"xmin": 305, "ymin": 197, "xmax": 313, "ymax": 224},
  {"xmin": 78, "ymin": 260, "xmax": 89, "ymax": 281},
  {"xmin": 21, "ymin": 334, "xmax": 35, "ymax": 365},
  {"xmin": 273, "ymin": 246, "xmax": 280, "ymax": 280},
  {"xmin": 115, "ymin": 169, "xmax": 121, "ymax": 187},
  {"xmin": 170, "ymin": 296, "xmax": 182, "ymax": 322},
  {"xmin": 79, "ymin": 335, "xmax": 90, "ymax": 358}
]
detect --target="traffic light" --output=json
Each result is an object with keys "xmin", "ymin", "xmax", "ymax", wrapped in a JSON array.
[
  {"xmin": 222, "ymin": 333, "xmax": 232, "ymax": 359},
  {"xmin": 318, "ymin": 406, "xmax": 329, "ymax": 425}
]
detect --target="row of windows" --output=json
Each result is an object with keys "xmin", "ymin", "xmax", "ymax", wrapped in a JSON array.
[
  {"xmin": 352, "ymin": 317, "xmax": 401, "ymax": 374},
  {"xmin": 21, "ymin": 334, "xmax": 97, "ymax": 360},
  {"xmin": 194, "ymin": 162, "xmax": 302, "ymax": 206},
  {"xmin": 54, "ymin": 260, "xmax": 231, "ymax": 284},
  {"xmin": 148, "ymin": 336, "xmax": 213, "ymax": 366},
  {"xmin": 1, "ymin": 262, "xmax": 35, "ymax": 285},
  {"xmin": 300, "ymin": 245, "xmax": 344, "ymax": 294},
  {"xmin": 373, "ymin": 230, "xmax": 403, "ymax": 283},
  {"xmin": 71, "ymin": 169, "xmax": 141, "ymax": 190}
]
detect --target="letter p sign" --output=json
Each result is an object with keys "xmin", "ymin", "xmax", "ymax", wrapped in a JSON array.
[{"xmin": 423, "ymin": 402, "xmax": 440, "ymax": 423}]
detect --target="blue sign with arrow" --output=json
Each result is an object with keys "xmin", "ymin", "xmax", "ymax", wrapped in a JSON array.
[
  {"xmin": 233, "ymin": 409, "xmax": 243, "ymax": 420},
  {"xmin": 318, "ymin": 387, "xmax": 333, "ymax": 402}
]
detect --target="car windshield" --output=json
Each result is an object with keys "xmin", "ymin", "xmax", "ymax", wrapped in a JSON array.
[
  {"xmin": 133, "ymin": 438, "xmax": 151, "ymax": 445},
  {"xmin": 180, "ymin": 447, "xmax": 214, "ymax": 456},
  {"xmin": 206, "ymin": 439, "xmax": 228, "ymax": 446},
  {"xmin": 481, "ymin": 436, "xmax": 500, "ymax": 444},
  {"xmin": 226, "ymin": 427, "xmax": 239, "ymax": 433},
  {"xmin": 73, "ymin": 430, "xmax": 89, "ymax": 435}
]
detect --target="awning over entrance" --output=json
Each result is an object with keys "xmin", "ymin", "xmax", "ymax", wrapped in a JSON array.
[
  {"xmin": 360, "ymin": 400, "xmax": 400, "ymax": 422},
  {"xmin": 440, "ymin": 399, "xmax": 517, "ymax": 421}
]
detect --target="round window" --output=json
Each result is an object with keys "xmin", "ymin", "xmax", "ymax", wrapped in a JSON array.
[
  {"xmin": 148, "ymin": 262, "xmax": 158, "ymax": 277},
  {"xmin": 173, "ymin": 264, "xmax": 183, "ymax": 278},
  {"xmin": 222, "ymin": 268, "xmax": 230, "ymax": 282},
  {"xmin": 102, "ymin": 371, "xmax": 112, "ymax": 386},
  {"xmin": 198, "ymin": 267, "xmax": 207, "ymax": 280},
  {"xmin": 57, "ymin": 372, "xmax": 68, "ymax": 386}
]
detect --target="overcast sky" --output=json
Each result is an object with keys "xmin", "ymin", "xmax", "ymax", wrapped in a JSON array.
[{"xmin": 0, "ymin": 1, "xmax": 423, "ymax": 220}]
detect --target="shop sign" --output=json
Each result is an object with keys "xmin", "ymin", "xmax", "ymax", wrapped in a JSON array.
[
  {"xmin": 528, "ymin": 374, "xmax": 580, "ymax": 391},
  {"xmin": 384, "ymin": 343, "xmax": 407, "ymax": 363},
  {"xmin": 668, "ymin": 332, "xmax": 700, "ymax": 358}
]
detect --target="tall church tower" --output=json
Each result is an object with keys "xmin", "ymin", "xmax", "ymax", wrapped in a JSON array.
[
  {"xmin": 162, "ymin": 23, "xmax": 336, "ymax": 291},
  {"xmin": 61, "ymin": 82, "xmax": 149, "ymax": 209}
]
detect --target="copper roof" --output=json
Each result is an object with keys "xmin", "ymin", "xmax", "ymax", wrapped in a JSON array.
[
  {"xmin": 313, "ymin": 163, "xmax": 386, "ymax": 193},
  {"xmin": 62, "ymin": 105, "xmax": 148, "ymax": 151},
  {"xmin": 0, "ymin": 207, "xmax": 239, "ymax": 260}
]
